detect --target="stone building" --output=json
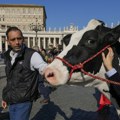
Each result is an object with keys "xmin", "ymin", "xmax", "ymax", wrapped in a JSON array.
[{"xmin": 0, "ymin": 4, "xmax": 79, "ymax": 52}]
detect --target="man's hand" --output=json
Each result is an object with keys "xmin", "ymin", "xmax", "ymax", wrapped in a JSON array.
[
  {"xmin": 102, "ymin": 47, "xmax": 114, "ymax": 71},
  {"xmin": 2, "ymin": 100, "xmax": 7, "ymax": 109}
]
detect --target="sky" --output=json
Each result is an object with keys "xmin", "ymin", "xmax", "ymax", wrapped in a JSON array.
[{"xmin": 0, "ymin": 0, "xmax": 120, "ymax": 30}]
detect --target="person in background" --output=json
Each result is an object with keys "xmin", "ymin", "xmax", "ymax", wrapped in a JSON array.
[
  {"xmin": 2, "ymin": 26, "xmax": 47, "ymax": 120},
  {"xmin": 32, "ymin": 46, "xmax": 50, "ymax": 103},
  {"xmin": 40, "ymin": 48, "xmax": 49, "ymax": 62}
]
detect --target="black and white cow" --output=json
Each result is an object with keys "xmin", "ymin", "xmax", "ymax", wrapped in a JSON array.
[{"xmin": 44, "ymin": 19, "xmax": 120, "ymax": 113}]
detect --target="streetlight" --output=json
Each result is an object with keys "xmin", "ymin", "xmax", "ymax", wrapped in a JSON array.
[{"xmin": 29, "ymin": 18, "xmax": 43, "ymax": 45}]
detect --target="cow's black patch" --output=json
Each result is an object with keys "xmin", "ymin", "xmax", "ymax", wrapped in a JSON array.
[
  {"xmin": 62, "ymin": 34, "xmax": 72, "ymax": 46},
  {"xmin": 61, "ymin": 21, "xmax": 120, "ymax": 75}
]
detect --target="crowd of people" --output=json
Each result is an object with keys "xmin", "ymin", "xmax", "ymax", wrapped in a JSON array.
[
  {"xmin": 40, "ymin": 45, "xmax": 62, "ymax": 63},
  {"xmin": 1, "ymin": 26, "xmax": 120, "ymax": 120}
]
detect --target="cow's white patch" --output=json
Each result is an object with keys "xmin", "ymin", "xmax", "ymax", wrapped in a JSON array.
[
  {"xmin": 58, "ymin": 19, "xmax": 102, "ymax": 58},
  {"xmin": 47, "ymin": 59, "xmax": 69, "ymax": 84},
  {"xmin": 46, "ymin": 19, "xmax": 103, "ymax": 86},
  {"xmin": 45, "ymin": 19, "xmax": 120, "ymax": 116}
]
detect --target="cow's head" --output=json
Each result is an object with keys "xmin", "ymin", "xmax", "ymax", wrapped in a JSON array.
[{"xmin": 44, "ymin": 19, "xmax": 120, "ymax": 86}]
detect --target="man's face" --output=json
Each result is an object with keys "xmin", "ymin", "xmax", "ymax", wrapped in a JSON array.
[{"xmin": 7, "ymin": 30, "xmax": 24, "ymax": 52}]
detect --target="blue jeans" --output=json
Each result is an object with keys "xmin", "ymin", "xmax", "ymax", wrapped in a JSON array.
[{"xmin": 9, "ymin": 101, "xmax": 33, "ymax": 120}]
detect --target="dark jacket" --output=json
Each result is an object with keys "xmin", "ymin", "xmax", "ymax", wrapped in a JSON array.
[
  {"xmin": 2, "ymin": 45, "xmax": 39, "ymax": 105},
  {"xmin": 109, "ymin": 72, "xmax": 120, "ymax": 106}
]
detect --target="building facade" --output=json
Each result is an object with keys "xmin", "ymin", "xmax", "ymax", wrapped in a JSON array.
[
  {"xmin": 0, "ymin": 4, "xmax": 78, "ymax": 52},
  {"xmin": 0, "ymin": 4, "xmax": 46, "ymax": 31}
]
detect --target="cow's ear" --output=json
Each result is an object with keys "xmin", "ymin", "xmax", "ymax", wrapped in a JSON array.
[
  {"xmin": 104, "ymin": 25, "xmax": 120, "ymax": 43},
  {"xmin": 62, "ymin": 34, "xmax": 72, "ymax": 46},
  {"xmin": 114, "ymin": 24, "xmax": 120, "ymax": 35},
  {"xmin": 97, "ymin": 20, "xmax": 105, "ymax": 26},
  {"xmin": 104, "ymin": 33, "xmax": 117, "ymax": 43}
]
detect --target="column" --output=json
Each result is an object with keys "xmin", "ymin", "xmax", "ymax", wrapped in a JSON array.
[
  {"xmin": 33, "ymin": 37, "xmax": 35, "ymax": 46},
  {"xmin": 38, "ymin": 37, "xmax": 40, "ymax": 48},
  {"xmin": 59, "ymin": 38, "xmax": 61, "ymax": 44},
  {"xmin": 60, "ymin": 35, "xmax": 64, "ymax": 49},
  {"xmin": 0, "ymin": 36, "xmax": 2, "ymax": 52},
  {"xmin": 59, "ymin": 35, "xmax": 63, "ymax": 45},
  {"xmin": 53, "ymin": 37, "xmax": 56, "ymax": 47},
  {"xmin": 27, "ymin": 37, "xmax": 30, "ymax": 48},
  {"xmin": 5, "ymin": 40, "xmax": 8, "ymax": 51}
]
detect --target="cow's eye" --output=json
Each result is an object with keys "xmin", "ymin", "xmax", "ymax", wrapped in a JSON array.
[{"xmin": 87, "ymin": 39, "xmax": 96, "ymax": 44}]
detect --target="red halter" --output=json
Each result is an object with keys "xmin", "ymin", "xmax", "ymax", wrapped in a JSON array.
[{"xmin": 55, "ymin": 44, "xmax": 120, "ymax": 85}]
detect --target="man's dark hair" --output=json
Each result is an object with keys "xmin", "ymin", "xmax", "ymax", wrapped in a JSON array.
[{"xmin": 6, "ymin": 26, "xmax": 23, "ymax": 39}]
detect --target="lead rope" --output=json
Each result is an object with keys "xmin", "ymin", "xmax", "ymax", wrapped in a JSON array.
[{"xmin": 55, "ymin": 44, "xmax": 120, "ymax": 86}]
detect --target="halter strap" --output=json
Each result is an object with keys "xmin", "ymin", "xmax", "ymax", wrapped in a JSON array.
[{"xmin": 55, "ymin": 42, "xmax": 120, "ymax": 85}]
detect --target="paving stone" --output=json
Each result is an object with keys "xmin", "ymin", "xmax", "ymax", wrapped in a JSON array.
[{"xmin": 0, "ymin": 65, "xmax": 119, "ymax": 120}]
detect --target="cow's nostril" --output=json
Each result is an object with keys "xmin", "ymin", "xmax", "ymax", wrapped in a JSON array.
[{"xmin": 47, "ymin": 72, "xmax": 54, "ymax": 77}]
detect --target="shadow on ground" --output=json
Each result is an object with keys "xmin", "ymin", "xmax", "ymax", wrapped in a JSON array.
[{"xmin": 31, "ymin": 101, "xmax": 119, "ymax": 120}]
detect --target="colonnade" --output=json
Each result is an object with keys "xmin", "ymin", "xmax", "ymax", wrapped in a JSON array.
[{"xmin": 0, "ymin": 31, "xmax": 65, "ymax": 52}]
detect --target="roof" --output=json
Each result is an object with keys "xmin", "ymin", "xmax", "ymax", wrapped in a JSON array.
[{"xmin": 0, "ymin": 4, "xmax": 44, "ymax": 8}]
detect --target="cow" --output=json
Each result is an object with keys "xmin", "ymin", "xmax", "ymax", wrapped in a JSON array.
[{"xmin": 44, "ymin": 19, "xmax": 120, "ymax": 114}]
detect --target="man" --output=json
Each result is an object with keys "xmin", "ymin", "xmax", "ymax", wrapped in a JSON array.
[
  {"xmin": 32, "ymin": 46, "xmax": 50, "ymax": 103},
  {"xmin": 102, "ymin": 47, "xmax": 120, "ymax": 106},
  {"xmin": 1, "ymin": 27, "xmax": 47, "ymax": 120}
]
